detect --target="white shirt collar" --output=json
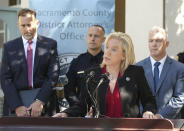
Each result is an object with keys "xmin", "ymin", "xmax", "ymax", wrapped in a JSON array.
[
  {"xmin": 150, "ymin": 55, "xmax": 167, "ymax": 77},
  {"xmin": 22, "ymin": 33, "xmax": 38, "ymax": 45},
  {"xmin": 150, "ymin": 55, "xmax": 167, "ymax": 66}
]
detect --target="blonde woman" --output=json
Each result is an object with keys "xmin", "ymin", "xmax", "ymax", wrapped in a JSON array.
[{"xmin": 54, "ymin": 32, "xmax": 156, "ymax": 118}]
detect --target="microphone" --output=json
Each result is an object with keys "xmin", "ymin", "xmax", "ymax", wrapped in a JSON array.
[
  {"xmin": 101, "ymin": 72, "xmax": 110, "ymax": 79},
  {"xmin": 77, "ymin": 69, "xmax": 95, "ymax": 79},
  {"xmin": 86, "ymin": 71, "xmax": 95, "ymax": 81},
  {"xmin": 96, "ymin": 72, "xmax": 110, "ymax": 89},
  {"xmin": 87, "ymin": 71, "xmax": 95, "ymax": 78},
  {"xmin": 85, "ymin": 71, "xmax": 96, "ymax": 85},
  {"xmin": 92, "ymin": 72, "xmax": 110, "ymax": 118}
]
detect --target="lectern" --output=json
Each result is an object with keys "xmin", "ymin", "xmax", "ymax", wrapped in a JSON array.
[{"xmin": 0, "ymin": 117, "xmax": 176, "ymax": 131}]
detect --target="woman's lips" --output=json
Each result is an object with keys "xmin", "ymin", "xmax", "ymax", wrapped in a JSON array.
[{"xmin": 104, "ymin": 56, "xmax": 110, "ymax": 61}]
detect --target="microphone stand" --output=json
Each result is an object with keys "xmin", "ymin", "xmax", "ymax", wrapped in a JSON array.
[
  {"xmin": 85, "ymin": 75, "xmax": 99, "ymax": 118},
  {"xmin": 92, "ymin": 73, "xmax": 110, "ymax": 118},
  {"xmin": 93, "ymin": 78, "xmax": 106, "ymax": 118},
  {"xmin": 85, "ymin": 72, "xmax": 109, "ymax": 118}
]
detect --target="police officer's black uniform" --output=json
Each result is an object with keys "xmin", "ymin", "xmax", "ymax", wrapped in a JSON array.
[
  {"xmin": 177, "ymin": 52, "xmax": 184, "ymax": 63},
  {"xmin": 64, "ymin": 51, "xmax": 103, "ymax": 107}
]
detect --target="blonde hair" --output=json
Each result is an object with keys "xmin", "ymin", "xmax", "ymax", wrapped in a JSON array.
[{"xmin": 101, "ymin": 32, "xmax": 135, "ymax": 73}]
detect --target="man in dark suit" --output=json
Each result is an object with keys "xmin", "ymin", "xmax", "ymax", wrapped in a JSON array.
[
  {"xmin": 0, "ymin": 8, "xmax": 59, "ymax": 117},
  {"xmin": 137, "ymin": 26, "xmax": 184, "ymax": 119}
]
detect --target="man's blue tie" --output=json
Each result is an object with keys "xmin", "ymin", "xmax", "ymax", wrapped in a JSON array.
[{"xmin": 154, "ymin": 62, "xmax": 161, "ymax": 93}]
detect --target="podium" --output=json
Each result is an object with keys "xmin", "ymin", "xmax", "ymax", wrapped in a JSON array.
[{"xmin": 0, "ymin": 117, "xmax": 177, "ymax": 131}]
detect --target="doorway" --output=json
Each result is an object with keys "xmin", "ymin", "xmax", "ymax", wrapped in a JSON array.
[{"xmin": 0, "ymin": 7, "xmax": 20, "ymax": 64}]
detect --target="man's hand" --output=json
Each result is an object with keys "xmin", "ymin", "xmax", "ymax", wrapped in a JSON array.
[
  {"xmin": 15, "ymin": 106, "xmax": 30, "ymax": 117},
  {"xmin": 154, "ymin": 114, "xmax": 162, "ymax": 119},
  {"xmin": 86, "ymin": 107, "xmax": 93, "ymax": 118},
  {"xmin": 52, "ymin": 112, "xmax": 68, "ymax": 117},
  {"xmin": 142, "ymin": 111, "xmax": 155, "ymax": 119},
  {"xmin": 27, "ymin": 100, "xmax": 43, "ymax": 117}
]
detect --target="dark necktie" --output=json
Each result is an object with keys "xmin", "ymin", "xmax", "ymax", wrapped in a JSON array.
[
  {"xmin": 154, "ymin": 62, "xmax": 161, "ymax": 93},
  {"xmin": 27, "ymin": 40, "xmax": 33, "ymax": 89}
]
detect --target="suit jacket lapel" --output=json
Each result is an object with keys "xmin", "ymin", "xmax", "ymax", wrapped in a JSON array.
[
  {"xmin": 17, "ymin": 37, "xmax": 28, "ymax": 75},
  {"xmin": 144, "ymin": 58, "xmax": 155, "ymax": 95},
  {"xmin": 33, "ymin": 35, "xmax": 41, "ymax": 76},
  {"xmin": 156, "ymin": 56, "xmax": 171, "ymax": 93}
]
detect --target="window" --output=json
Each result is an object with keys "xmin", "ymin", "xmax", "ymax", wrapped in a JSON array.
[
  {"xmin": 0, "ymin": 19, "xmax": 4, "ymax": 49},
  {"xmin": 9, "ymin": 0, "xmax": 21, "ymax": 6}
]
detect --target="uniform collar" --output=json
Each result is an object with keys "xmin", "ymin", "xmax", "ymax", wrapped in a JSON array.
[{"xmin": 86, "ymin": 50, "xmax": 103, "ymax": 59}]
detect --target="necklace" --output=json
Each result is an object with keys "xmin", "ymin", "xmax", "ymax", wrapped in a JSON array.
[{"xmin": 108, "ymin": 75, "xmax": 117, "ymax": 81}]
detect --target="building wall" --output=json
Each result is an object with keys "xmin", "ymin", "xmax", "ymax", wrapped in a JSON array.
[
  {"xmin": 1, "ymin": 0, "xmax": 182, "ymax": 61},
  {"xmin": 0, "ymin": 0, "xmax": 29, "ymax": 8},
  {"xmin": 0, "ymin": 0, "xmax": 9, "ymax": 6},
  {"xmin": 0, "ymin": 0, "xmax": 165, "ymax": 62},
  {"xmin": 126, "ymin": 0, "xmax": 163, "ymax": 62},
  {"xmin": 20, "ymin": 0, "xmax": 29, "ymax": 8}
]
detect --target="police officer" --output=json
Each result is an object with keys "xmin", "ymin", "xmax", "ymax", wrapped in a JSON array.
[
  {"xmin": 64, "ymin": 25, "xmax": 106, "ymax": 107},
  {"xmin": 177, "ymin": 51, "xmax": 184, "ymax": 63}
]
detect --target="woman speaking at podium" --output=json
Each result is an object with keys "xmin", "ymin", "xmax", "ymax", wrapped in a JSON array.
[{"xmin": 53, "ymin": 32, "xmax": 156, "ymax": 118}]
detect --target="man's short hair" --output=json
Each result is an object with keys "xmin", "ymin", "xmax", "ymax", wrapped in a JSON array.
[
  {"xmin": 149, "ymin": 26, "xmax": 168, "ymax": 41},
  {"xmin": 18, "ymin": 8, "xmax": 36, "ymax": 18},
  {"xmin": 92, "ymin": 25, "xmax": 105, "ymax": 33}
]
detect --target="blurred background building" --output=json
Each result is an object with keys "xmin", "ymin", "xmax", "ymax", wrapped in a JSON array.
[{"xmin": 1, "ymin": 0, "xmax": 182, "ymax": 62}]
